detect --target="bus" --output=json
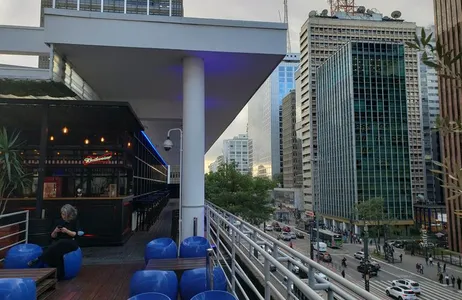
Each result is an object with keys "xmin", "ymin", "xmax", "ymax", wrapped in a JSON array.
[{"xmin": 312, "ymin": 229, "xmax": 343, "ymax": 248}]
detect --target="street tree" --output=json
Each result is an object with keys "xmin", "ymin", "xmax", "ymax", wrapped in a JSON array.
[
  {"xmin": 205, "ymin": 163, "xmax": 277, "ymax": 225},
  {"xmin": 355, "ymin": 197, "xmax": 395, "ymax": 244}
]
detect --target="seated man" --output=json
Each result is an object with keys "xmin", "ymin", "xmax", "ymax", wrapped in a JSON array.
[{"xmin": 28, "ymin": 204, "xmax": 80, "ymax": 280}]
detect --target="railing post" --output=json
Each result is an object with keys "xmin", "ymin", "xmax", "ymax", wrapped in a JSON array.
[
  {"xmin": 77, "ymin": 0, "xmax": 80, "ymax": 10},
  {"xmin": 100, "ymin": 0, "xmax": 104, "ymax": 12},
  {"xmin": 25, "ymin": 210, "xmax": 29, "ymax": 244},
  {"xmin": 206, "ymin": 248, "xmax": 214, "ymax": 290},
  {"xmin": 206, "ymin": 206, "xmax": 211, "ymax": 240},
  {"xmin": 231, "ymin": 229, "xmax": 236, "ymax": 292},
  {"xmin": 264, "ymin": 255, "xmax": 271, "ymax": 300},
  {"xmin": 193, "ymin": 217, "xmax": 198, "ymax": 236},
  {"xmin": 327, "ymin": 289, "xmax": 335, "ymax": 300},
  {"xmin": 52, "ymin": 0, "xmax": 56, "ymax": 8},
  {"xmin": 146, "ymin": 0, "xmax": 149, "ymax": 15},
  {"xmin": 124, "ymin": 0, "xmax": 127, "ymax": 14}
]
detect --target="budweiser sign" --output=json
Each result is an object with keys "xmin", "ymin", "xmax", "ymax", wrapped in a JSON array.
[{"xmin": 83, "ymin": 153, "xmax": 112, "ymax": 165}]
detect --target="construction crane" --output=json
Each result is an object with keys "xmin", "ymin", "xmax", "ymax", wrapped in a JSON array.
[
  {"xmin": 283, "ymin": 0, "xmax": 291, "ymax": 53},
  {"xmin": 327, "ymin": 0, "xmax": 357, "ymax": 16}
]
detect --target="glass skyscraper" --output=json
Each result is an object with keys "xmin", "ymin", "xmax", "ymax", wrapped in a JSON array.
[
  {"xmin": 316, "ymin": 41, "xmax": 413, "ymax": 226},
  {"xmin": 248, "ymin": 53, "xmax": 299, "ymax": 178}
]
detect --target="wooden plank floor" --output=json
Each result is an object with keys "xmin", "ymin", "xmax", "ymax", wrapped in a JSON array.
[{"xmin": 48, "ymin": 263, "xmax": 143, "ymax": 300}]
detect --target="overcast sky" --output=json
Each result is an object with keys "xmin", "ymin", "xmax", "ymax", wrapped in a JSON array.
[{"xmin": 0, "ymin": 0, "xmax": 434, "ymax": 168}]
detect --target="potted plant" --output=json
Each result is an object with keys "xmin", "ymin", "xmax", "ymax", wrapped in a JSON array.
[{"xmin": 0, "ymin": 127, "xmax": 30, "ymax": 258}]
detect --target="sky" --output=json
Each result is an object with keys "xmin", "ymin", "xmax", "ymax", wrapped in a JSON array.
[{"xmin": 0, "ymin": 0, "xmax": 435, "ymax": 169}]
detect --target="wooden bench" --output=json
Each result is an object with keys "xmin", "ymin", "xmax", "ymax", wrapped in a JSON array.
[
  {"xmin": 0, "ymin": 268, "xmax": 57, "ymax": 300},
  {"xmin": 145, "ymin": 257, "xmax": 206, "ymax": 279}
]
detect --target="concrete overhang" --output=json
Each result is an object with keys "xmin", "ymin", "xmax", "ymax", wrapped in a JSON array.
[
  {"xmin": 0, "ymin": 65, "xmax": 50, "ymax": 80},
  {"xmin": 0, "ymin": 26, "xmax": 49, "ymax": 55},
  {"xmin": 43, "ymin": 9, "xmax": 286, "ymax": 164}
]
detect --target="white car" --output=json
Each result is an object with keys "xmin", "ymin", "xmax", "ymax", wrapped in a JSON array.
[
  {"xmin": 354, "ymin": 251, "xmax": 365, "ymax": 260},
  {"xmin": 289, "ymin": 232, "xmax": 297, "ymax": 239},
  {"xmin": 265, "ymin": 225, "xmax": 274, "ymax": 231},
  {"xmin": 391, "ymin": 279, "xmax": 421, "ymax": 295},
  {"xmin": 279, "ymin": 232, "xmax": 292, "ymax": 241},
  {"xmin": 386, "ymin": 286, "xmax": 417, "ymax": 300},
  {"xmin": 315, "ymin": 272, "xmax": 329, "ymax": 282},
  {"xmin": 291, "ymin": 258, "xmax": 302, "ymax": 274}
]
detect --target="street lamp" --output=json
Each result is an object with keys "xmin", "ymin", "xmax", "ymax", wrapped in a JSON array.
[
  {"xmin": 363, "ymin": 222, "xmax": 370, "ymax": 292},
  {"xmin": 164, "ymin": 128, "xmax": 183, "ymax": 246}
]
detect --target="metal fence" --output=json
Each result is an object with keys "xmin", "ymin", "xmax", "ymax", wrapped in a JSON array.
[
  {"xmin": 407, "ymin": 246, "xmax": 462, "ymax": 267},
  {"xmin": 205, "ymin": 202, "xmax": 381, "ymax": 300},
  {"xmin": 0, "ymin": 210, "xmax": 29, "ymax": 262}
]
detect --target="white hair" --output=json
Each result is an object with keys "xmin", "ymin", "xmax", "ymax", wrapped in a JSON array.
[{"xmin": 61, "ymin": 204, "xmax": 78, "ymax": 221}]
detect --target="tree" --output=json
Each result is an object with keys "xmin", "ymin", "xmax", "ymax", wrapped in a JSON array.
[
  {"xmin": 355, "ymin": 197, "xmax": 396, "ymax": 244},
  {"xmin": 0, "ymin": 127, "xmax": 30, "ymax": 214},
  {"xmin": 205, "ymin": 163, "xmax": 277, "ymax": 225},
  {"xmin": 407, "ymin": 29, "xmax": 462, "ymax": 208}
]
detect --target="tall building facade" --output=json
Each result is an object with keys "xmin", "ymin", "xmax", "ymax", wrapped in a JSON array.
[
  {"xmin": 300, "ymin": 11, "xmax": 424, "ymax": 214},
  {"xmin": 281, "ymin": 90, "xmax": 303, "ymax": 188},
  {"xmin": 434, "ymin": 0, "xmax": 462, "ymax": 253},
  {"xmin": 317, "ymin": 41, "xmax": 413, "ymax": 227},
  {"xmin": 39, "ymin": 0, "xmax": 184, "ymax": 68},
  {"xmin": 248, "ymin": 53, "xmax": 299, "ymax": 178},
  {"xmin": 418, "ymin": 25, "xmax": 443, "ymax": 205},
  {"xmin": 223, "ymin": 134, "xmax": 249, "ymax": 174}
]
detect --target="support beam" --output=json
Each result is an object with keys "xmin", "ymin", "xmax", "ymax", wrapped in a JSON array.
[
  {"xmin": 35, "ymin": 104, "xmax": 49, "ymax": 219},
  {"xmin": 181, "ymin": 56, "xmax": 205, "ymax": 239}
]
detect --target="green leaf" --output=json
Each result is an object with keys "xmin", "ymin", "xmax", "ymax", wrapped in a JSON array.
[
  {"xmin": 405, "ymin": 42, "xmax": 421, "ymax": 50},
  {"xmin": 423, "ymin": 60, "xmax": 441, "ymax": 69},
  {"xmin": 424, "ymin": 32, "xmax": 433, "ymax": 45},
  {"xmin": 420, "ymin": 28, "xmax": 427, "ymax": 45},
  {"xmin": 450, "ymin": 52, "xmax": 462, "ymax": 64}
]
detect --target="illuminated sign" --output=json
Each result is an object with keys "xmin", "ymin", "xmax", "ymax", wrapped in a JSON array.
[{"xmin": 83, "ymin": 153, "xmax": 112, "ymax": 165}]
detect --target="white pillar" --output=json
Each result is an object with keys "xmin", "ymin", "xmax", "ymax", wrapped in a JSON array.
[{"xmin": 181, "ymin": 56, "xmax": 205, "ymax": 239}]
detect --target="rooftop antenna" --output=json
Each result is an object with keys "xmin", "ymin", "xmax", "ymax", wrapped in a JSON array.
[
  {"xmin": 284, "ymin": 0, "xmax": 291, "ymax": 53},
  {"xmin": 391, "ymin": 10, "xmax": 402, "ymax": 19},
  {"xmin": 328, "ymin": 0, "xmax": 357, "ymax": 16}
]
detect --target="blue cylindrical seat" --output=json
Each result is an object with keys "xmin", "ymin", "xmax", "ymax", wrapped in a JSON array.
[
  {"xmin": 144, "ymin": 238, "xmax": 177, "ymax": 264},
  {"xmin": 4, "ymin": 244, "xmax": 43, "ymax": 269},
  {"xmin": 191, "ymin": 291, "xmax": 236, "ymax": 300},
  {"xmin": 63, "ymin": 247, "xmax": 83, "ymax": 280},
  {"xmin": 129, "ymin": 270, "xmax": 177, "ymax": 300},
  {"xmin": 127, "ymin": 292, "xmax": 171, "ymax": 300},
  {"xmin": 179, "ymin": 267, "xmax": 227, "ymax": 300},
  {"xmin": 179, "ymin": 236, "xmax": 210, "ymax": 258},
  {"xmin": 0, "ymin": 278, "xmax": 36, "ymax": 300}
]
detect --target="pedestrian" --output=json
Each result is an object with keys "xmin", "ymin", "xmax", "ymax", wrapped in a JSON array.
[
  {"xmin": 446, "ymin": 274, "xmax": 450, "ymax": 286},
  {"xmin": 289, "ymin": 241, "xmax": 293, "ymax": 249},
  {"xmin": 443, "ymin": 263, "xmax": 447, "ymax": 272},
  {"xmin": 439, "ymin": 273, "xmax": 444, "ymax": 284},
  {"xmin": 420, "ymin": 264, "xmax": 424, "ymax": 274},
  {"xmin": 425, "ymin": 256, "xmax": 429, "ymax": 265},
  {"xmin": 451, "ymin": 275, "xmax": 455, "ymax": 287},
  {"xmin": 457, "ymin": 277, "xmax": 461, "ymax": 290},
  {"xmin": 429, "ymin": 256, "xmax": 433, "ymax": 265},
  {"xmin": 341, "ymin": 269, "xmax": 345, "ymax": 278},
  {"xmin": 399, "ymin": 253, "xmax": 403, "ymax": 262}
]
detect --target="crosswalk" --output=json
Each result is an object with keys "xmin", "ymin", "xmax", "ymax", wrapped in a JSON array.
[{"xmin": 334, "ymin": 276, "xmax": 462, "ymax": 300}]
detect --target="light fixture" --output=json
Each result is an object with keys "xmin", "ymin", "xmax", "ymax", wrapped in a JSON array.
[
  {"xmin": 62, "ymin": 127, "xmax": 68, "ymax": 134},
  {"xmin": 50, "ymin": 136, "xmax": 54, "ymax": 141},
  {"xmin": 100, "ymin": 137, "xmax": 105, "ymax": 143},
  {"xmin": 57, "ymin": 152, "xmax": 60, "ymax": 155},
  {"xmin": 84, "ymin": 139, "xmax": 89, "ymax": 145},
  {"xmin": 127, "ymin": 142, "xmax": 131, "ymax": 147}
]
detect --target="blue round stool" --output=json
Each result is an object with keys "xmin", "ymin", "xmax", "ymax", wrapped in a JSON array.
[
  {"xmin": 127, "ymin": 292, "xmax": 171, "ymax": 300},
  {"xmin": 129, "ymin": 270, "xmax": 177, "ymax": 300},
  {"xmin": 179, "ymin": 267, "xmax": 227, "ymax": 300},
  {"xmin": 179, "ymin": 236, "xmax": 210, "ymax": 258},
  {"xmin": 0, "ymin": 278, "xmax": 36, "ymax": 300},
  {"xmin": 4, "ymin": 244, "xmax": 43, "ymax": 269},
  {"xmin": 191, "ymin": 291, "xmax": 236, "ymax": 300},
  {"xmin": 63, "ymin": 247, "xmax": 82, "ymax": 280},
  {"xmin": 144, "ymin": 238, "xmax": 177, "ymax": 264}
]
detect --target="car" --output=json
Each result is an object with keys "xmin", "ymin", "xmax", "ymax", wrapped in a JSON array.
[
  {"xmin": 272, "ymin": 222, "xmax": 282, "ymax": 231},
  {"xmin": 265, "ymin": 225, "xmax": 274, "ymax": 231},
  {"xmin": 278, "ymin": 232, "xmax": 292, "ymax": 241},
  {"xmin": 282, "ymin": 226, "xmax": 291, "ymax": 232},
  {"xmin": 291, "ymin": 258, "xmax": 302, "ymax": 274},
  {"xmin": 391, "ymin": 279, "xmax": 421, "ymax": 295},
  {"xmin": 318, "ymin": 252, "xmax": 332, "ymax": 262},
  {"xmin": 356, "ymin": 263, "xmax": 378, "ymax": 276},
  {"xmin": 315, "ymin": 272, "xmax": 329, "ymax": 281},
  {"xmin": 354, "ymin": 251, "xmax": 365, "ymax": 260},
  {"xmin": 385, "ymin": 286, "xmax": 417, "ymax": 300},
  {"xmin": 370, "ymin": 261, "xmax": 381, "ymax": 270},
  {"xmin": 289, "ymin": 232, "xmax": 297, "ymax": 239},
  {"xmin": 295, "ymin": 231, "xmax": 305, "ymax": 238}
]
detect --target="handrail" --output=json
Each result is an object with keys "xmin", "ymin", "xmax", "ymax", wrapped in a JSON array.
[
  {"xmin": 206, "ymin": 201, "xmax": 382, "ymax": 300},
  {"xmin": 0, "ymin": 210, "xmax": 29, "ymax": 262},
  {"xmin": 206, "ymin": 204, "xmax": 324, "ymax": 300}
]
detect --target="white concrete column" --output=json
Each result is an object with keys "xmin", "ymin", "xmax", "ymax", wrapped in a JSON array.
[{"xmin": 181, "ymin": 56, "xmax": 205, "ymax": 239}]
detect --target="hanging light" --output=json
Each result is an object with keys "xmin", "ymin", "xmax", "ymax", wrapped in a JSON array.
[
  {"xmin": 84, "ymin": 139, "xmax": 90, "ymax": 145},
  {"xmin": 100, "ymin": 137, "xmax": 105, "ymax": 143},
  {"xmin": 128, "ymin": 142, "xmax": 131, "ymax": 147},
  {"xmin": 50, "ymin": 136, "xmax": 54, "ymax": 141},
  {"xmin": 62, "ymin": 127, "xmax": 69, "ymax": 134}
]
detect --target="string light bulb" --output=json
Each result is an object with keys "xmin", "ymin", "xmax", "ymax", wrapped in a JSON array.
[
  {"xmin": 127, "ymin": 142, "xmax": 131, "ymax": 147},
  {"xmin": 62, "ymin": 127, "xmax": 68, "ymax": 134},
  {"xmin": 50, "ymin": 136, "xmax": 54, "ymax": 141},
  {"xmin": 84, "ymin": 139, "xmax": 89, "ymax": 145},
  {"xmin": 100, "ymin": 137, "xmax": 105, "ymax": 143}
]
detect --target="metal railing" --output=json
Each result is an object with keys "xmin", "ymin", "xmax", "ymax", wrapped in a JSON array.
[
  {"xmin": 205, "ymin": 202, "xmax": 381, "ymax": 300},
  {"xmin": 0, "ymin": 210, "xmax": 29, "ymax": 262},
  {"xmin": 51, "ymin": 0, "xmax": 176, "ymax": 17}
]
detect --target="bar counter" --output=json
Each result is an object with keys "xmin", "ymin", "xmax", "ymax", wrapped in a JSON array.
[{"xmin": 7, "ymin": 196, "xmax": 134, "ymax": 246}]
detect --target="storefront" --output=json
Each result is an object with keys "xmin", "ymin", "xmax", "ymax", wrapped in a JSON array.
[{"xmin": 0, "ymin": 99, "xmax": 168, "ymax": 246}]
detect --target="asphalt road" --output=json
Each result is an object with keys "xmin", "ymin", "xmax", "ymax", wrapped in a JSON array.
[{"xmin": 264, "ymin": 228, "xmax": 462, "ymax": 300}]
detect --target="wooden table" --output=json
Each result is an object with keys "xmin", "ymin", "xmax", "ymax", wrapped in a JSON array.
[
  {"xmin": 145, "ymin": 257, "xmax": 207, "ymax": 279},
  {"xmin": 0, "ymin": 268, "xmax": 57, "ymax": 300}
]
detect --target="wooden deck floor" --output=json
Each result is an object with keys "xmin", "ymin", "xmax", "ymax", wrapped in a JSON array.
[{"xmin": 49, "ymin": 262, "xmax": 144, "ymax": 300}]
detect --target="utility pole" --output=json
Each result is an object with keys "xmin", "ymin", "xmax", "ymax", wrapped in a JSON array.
[{"xmin": 363, "ymin": 222, "xmax": 370, "ymax": 292}]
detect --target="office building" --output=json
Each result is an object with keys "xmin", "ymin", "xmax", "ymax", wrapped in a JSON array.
[
  {"xmin": 223, "ymin": 134, "xmax": 249, "ymax": 174},
  {"xmin": 317, "ymin": 41, "xmax": 413, "ymax": 229},
  {"xmin": 39, "ymin": 0, "xmax": 184, "ymax": 68},
  {"xmin": 248, "ymin": 53, "xmax": 299, "ymax": 178},
  {"xmin": 300, "ymin": 10, "xmax": 424, "ymax": 214},
  {"xmin": 418, "ymin": 25, "xmax": 443, "ymax": 205},
  {"xmin": 208, "ymin": 155, "xmax": 224, "ymax": 173},
  {"xmin": 434, "ymin": 0, "xmax": 462, "ymax": 253},
  {"xmin": 281, "ymin": 90, "xmax": 303, "ymax": 188}
]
